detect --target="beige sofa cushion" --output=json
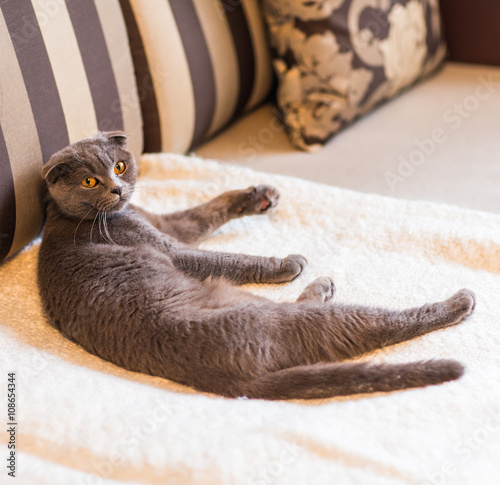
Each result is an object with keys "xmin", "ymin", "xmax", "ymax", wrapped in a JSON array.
[{"xmin": 0, "ymin": 0, "xmax": 142, "ymax": 264}]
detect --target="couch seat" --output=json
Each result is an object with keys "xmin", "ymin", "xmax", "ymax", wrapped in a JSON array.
[{"xmin": 198, "ymin": 62, "xmax": 500, "ymax": 214}]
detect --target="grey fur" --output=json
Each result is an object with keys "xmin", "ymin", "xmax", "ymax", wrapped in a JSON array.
[{"xmin": 37, "ymin": 132, "xmax": 476, "ymax": 400}]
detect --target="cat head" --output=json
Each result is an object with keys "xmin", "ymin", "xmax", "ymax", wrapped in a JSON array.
[{"xmin": 42, "ymin": 131, "xmax": 138, "ymax": 219}]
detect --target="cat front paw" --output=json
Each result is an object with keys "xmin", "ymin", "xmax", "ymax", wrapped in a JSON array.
[
  {"xmin": 276, "ymin": 254, "xmax": 307, "ymax": 282},
  {"xmin": 236, "ymin": 185, "xmax": 280, "ymax": 215}
]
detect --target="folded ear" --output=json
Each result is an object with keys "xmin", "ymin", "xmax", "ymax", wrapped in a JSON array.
[
  {"xmin": 104, "ymin": 131, "xmax": 128, "ymax": 147},
  {"xmin": 42, "ymin": 154, "xmax": 69, "ymax": 185}
]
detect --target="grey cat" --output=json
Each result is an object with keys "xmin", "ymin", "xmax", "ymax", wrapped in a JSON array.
[{"xmin": 37, "ymin": 131, "xmax": 476, "ymax": 400}]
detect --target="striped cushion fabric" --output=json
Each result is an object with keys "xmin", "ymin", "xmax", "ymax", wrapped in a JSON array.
[
  {"xmin": 0, "ymin": 0, "xmax": 143, "ymax": 263},
  {"xmin": 119, "ymin": 0, "xmax": 274, "ymax": 153}
]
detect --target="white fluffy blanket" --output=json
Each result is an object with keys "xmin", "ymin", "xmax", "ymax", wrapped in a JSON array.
[{"xmin": 1, "ymin": 153, "xmax": 499, "ymax": 485}]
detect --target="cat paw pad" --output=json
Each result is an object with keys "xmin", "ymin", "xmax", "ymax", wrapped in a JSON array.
[
  {"xmin": 297, "ymin": 277, "xmax": 335, "ymax": 303},
  {"xmin": 237, "ymin": 185, "xmax": 280, "ymax": 215}
]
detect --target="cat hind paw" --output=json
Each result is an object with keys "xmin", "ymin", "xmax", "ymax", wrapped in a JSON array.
[{"xmin": 297, "ymin": 277, "xmax": 336, "ymax": 303}]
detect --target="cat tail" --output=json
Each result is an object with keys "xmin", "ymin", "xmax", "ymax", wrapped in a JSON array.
[{"xmin": 242, "ymin": 359, "xmax": 464, "ymax": 400}]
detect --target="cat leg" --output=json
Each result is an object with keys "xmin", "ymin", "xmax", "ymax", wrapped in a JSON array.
[
  {"xmin": 241, "ymin": 290, "xmax": 474, "ymax": 398},
  {"xmin": 171, "ymin": 247, "xmax": 307, "ymax": 284},
  {"xmin": 297, "ymin": 277, "xmax": 336, "ymax": 303},
  {"xmin": 272, "ymin": 289, "xmax": 476, "ymax": 363},
  {"xmin": 359, "ymin": 289, "xmax": 476, "ymax": 354},
  {"xmin": 133, "ymin": 185, "xmax": 280, "ymax": 245},
  {"xmin": 165, "ymin": 291, "xmax": 473, "ymax": 399}
]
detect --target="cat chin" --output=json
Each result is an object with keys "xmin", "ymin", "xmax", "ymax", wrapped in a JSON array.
[{"xmin": 106, "ymin": 198, "xmax": 129, "ymax": 213}]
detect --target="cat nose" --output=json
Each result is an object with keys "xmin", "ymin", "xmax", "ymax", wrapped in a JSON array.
[{"xmin": 110, "ymin": 186, "xmax": 122, "ymax": 196}]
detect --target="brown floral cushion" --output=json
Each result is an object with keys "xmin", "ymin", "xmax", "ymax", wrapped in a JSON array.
[{"xmin": 262, "ymin": 0, "xmax": 446, "ymax": 151}]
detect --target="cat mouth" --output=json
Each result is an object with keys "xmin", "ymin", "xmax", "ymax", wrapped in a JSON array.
[
  {"xmin": 110, "ymin": 198, "xmax": 127, "ymax": 210},
  {"xmin": 99, "ymin": 196, "xmax": 127, "ymax": 212}
]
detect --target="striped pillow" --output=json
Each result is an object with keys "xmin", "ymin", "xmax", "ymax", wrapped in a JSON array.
[
  {"xmin": 119, "ymin": 0, "xmax": 274, "ymax": 153},
  {"xmin": 0, "ymin": 0, "xmax": 143, "ymax": 263}
]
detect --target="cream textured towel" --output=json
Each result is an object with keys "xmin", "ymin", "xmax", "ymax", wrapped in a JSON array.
[{"xmin": 0, "ymin": 153, "xmax": 499, "ymax": 485}]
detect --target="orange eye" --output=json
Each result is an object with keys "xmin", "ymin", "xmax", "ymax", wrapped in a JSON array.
[
  {"xmin": 82, "ymin": 177, "xmax": 98, "ymax": 188},
  {"xmin": 114, "ymin": 161, "xmax": 126, "ymax": 174}
]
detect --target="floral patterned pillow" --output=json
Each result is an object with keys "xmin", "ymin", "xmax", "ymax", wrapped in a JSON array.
[{"xmin": 263, "ymin": 0, "xmax": 446, "ymax": 151}]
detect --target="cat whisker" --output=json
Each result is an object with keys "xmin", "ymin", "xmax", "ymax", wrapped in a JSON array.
[
  {"xmin": 102, "ymin": 213, "xmax": 107, "ymax": 242},
  {"xmin": 97, "ymin": 210, "xmax": 102, "ymax": 241},
  {"xmin": 103, "ymin": 210, "xmax": 109, "ymax": 242},
  {"xmin": 102, "ymin": 209, "xmax": 115, "ymax": 245},
  {"xmin": 73, "ymin": 208, "xmax": 95, "ymax": 247},
  {"xmin": 98, "ymin": 210, "xmax": 106, "ymax": 243},
  {"xmin": 90, "ymin": 210, "xmax": 100, "ymax": 242}
]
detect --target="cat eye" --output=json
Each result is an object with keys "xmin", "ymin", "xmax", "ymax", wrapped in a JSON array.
[
  {"xmin": 114, "ymin": 161, "xmax": 126, "ymax": 175},
  {"xmin": 81, "ymin": 177, "xmax": 98, "ymax": 188}
]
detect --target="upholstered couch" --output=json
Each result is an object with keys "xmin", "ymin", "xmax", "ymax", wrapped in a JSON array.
[{"xmin": 1, "ymin": 1, "xmax": 499, "ymax": 484}]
